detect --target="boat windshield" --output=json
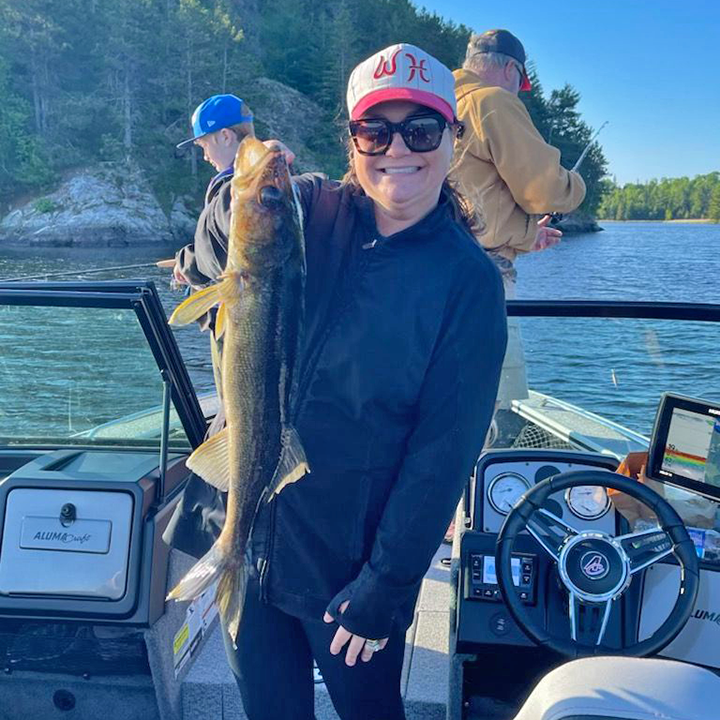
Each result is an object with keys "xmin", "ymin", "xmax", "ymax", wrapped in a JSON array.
[
  {"xmin": 0, "ymin": 302, "xmax": 191, "ymax": 450},
  {"xmin": 495, "ymin": 308, "xmax": 720, "ymax": 461}
]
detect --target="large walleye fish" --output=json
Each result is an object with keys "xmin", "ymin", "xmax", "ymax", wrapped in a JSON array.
[{"xmin": 166, "ymin": 137, "xmax": 308, "ymax": 642}]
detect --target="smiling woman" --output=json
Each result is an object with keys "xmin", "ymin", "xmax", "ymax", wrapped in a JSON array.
[
  {"xmin": 164, "ymin": 42, "xmax": 507, "ymax": 720},
  {"xmin": 342, "ymin": 45, "xmax": 470, "ymax": 237},
  {"xmin": 349, "ymin": 101, "xmax": 456, "ymax": 236}
]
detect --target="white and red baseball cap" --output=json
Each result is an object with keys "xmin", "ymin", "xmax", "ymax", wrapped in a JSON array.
[{"xmin": 347, "ymin": 43, "xmax": 457, "ymax": 123}]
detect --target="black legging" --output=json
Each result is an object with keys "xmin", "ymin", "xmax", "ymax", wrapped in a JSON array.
[{"xmin": 222, "ymin": 574, "xmax": 407, "ymax": 720}]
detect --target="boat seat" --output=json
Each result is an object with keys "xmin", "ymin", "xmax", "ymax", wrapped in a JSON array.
[{"xmin": 512, "ymin": 655, "xmax": 720, "ymax": 720}]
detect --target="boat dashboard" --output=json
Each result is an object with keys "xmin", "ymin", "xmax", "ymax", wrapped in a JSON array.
[
  {"xmin": 457, "ymin": 449, "xmax": 627, "ymax": 650},
  {"xmin": 455, "ymin": 394, "xmax": 720, "ymax": 677}
]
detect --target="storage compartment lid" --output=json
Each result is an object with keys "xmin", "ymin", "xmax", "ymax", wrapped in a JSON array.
[{"xmin": 0, "ymin": 488, "xmax": 134, "ymax": 600}]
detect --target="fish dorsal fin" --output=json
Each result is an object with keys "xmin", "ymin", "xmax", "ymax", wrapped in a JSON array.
[
  {"xmin": 169, "ymin": 284, "xmax": 222, "ymax": 326},
  {"xmin": 187, "ymin": 428, "xmax": 230, "ymax": 492},
  {"xmin": 268, "ymin": 426, "xmax": 310, "ymax": 499}
]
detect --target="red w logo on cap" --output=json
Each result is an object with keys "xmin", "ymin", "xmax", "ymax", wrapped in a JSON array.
[
  {"xmin": 373, "ymin": 49, "xmax": 401, "ymax": 78},
  {"xmin": 405, "ymin": 53, "xmax": 430, "ymax": 83}
]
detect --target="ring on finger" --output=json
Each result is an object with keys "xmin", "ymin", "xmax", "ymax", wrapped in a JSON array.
[{"xmin": 365, "ymin": 638, "xmax": 382, "ymax": 653}]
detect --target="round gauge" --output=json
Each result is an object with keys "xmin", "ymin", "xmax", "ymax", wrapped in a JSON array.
[
  {"xmin": 565, "ymin": 485, "xmax": 611, "ymax": 520},
  {"xmin": 488, "ymin": 472, "xmax": 531, "ymax": 515}
]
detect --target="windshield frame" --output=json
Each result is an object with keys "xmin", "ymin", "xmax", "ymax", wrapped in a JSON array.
[
  {"xmin": 0, "ymin": 280, "xmax": 207, "ymax": 451},
  {"xmin": 498, "ymin": 298, "xmax": 720, "ymax": 458}
]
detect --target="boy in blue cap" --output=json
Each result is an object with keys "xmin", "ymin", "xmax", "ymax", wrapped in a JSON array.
[{"xmin": 173, "ymin": 94, "xmax": 255, "ymax": 287}]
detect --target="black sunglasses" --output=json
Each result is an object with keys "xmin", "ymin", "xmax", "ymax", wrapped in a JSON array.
[{"xmin": 348, "ymin": 114, "xmax": 452, "ymax": 156}]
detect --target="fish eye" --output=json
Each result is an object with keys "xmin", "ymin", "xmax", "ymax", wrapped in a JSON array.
[{"xmin": 259, "ymin": 186, "xmax": 283, "ymax": 206}]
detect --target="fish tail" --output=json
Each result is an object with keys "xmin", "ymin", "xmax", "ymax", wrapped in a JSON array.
[
  {"xmin": 216, "ymin": 563, "xmax": 247, "ymax": 645},
  {"xmin": 166, "ymin": 541, "xmax": 231, "ymax": 603},
  {"xmin": 166, "ymin": 541, "xmax": 247, "ymax": 644}
]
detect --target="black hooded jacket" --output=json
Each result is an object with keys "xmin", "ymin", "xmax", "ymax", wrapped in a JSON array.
[
  {"xmin": 175, "ymin": 168, "xmax": 233, "ymax": 288},
  {"xmin": 166, "ymin": 174, "xmax": 507, "ymax": 639}
]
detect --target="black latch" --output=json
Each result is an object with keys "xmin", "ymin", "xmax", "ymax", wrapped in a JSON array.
[{"xmin": 60, "ymin": 503, "xmax": 76, "ymax": 527}]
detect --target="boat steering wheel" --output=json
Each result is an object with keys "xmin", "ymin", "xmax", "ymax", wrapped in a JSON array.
[{"xmin": 496, "ymin": 470, "xmax": 699, "ymax": 657}]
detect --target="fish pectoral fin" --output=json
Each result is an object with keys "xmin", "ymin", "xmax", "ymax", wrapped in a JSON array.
[
  {"xmin": 186, "ymin": 428, "xmax": 230, "ymax": 492},
  {"xmin": 168, "ymin": 284, "xmax": 222, "ymax": 326},
  {"xmin": 210, "ymin": 333, "xmax": 222, "ymax": 379},
  {"xmin": 268, "ymin": 426, "xmax": 310, "ymax": 498}
]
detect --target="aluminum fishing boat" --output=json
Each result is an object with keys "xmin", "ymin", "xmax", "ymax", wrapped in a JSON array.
[{"xmin": 0, "ymin": 281, "xmax": 719, "ymax": 720}]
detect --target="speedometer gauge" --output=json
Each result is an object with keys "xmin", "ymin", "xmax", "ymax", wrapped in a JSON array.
[
  {"xmin": 565, "ymin": 485, "xmax": 611, "ymax": 520},
  {"xmin": 488, "ymin": 472, "xmax": 531, "ymax": 515}
]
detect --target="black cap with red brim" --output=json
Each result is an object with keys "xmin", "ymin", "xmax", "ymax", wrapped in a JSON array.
[{"xmin": 466, "ymin": 29, "xmax": 532, "ymax": 92}]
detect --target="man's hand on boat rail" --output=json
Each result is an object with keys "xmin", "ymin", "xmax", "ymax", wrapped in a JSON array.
[{"xmin": 324, "ymin": 600, "xmax": 389, "ymax": 666}]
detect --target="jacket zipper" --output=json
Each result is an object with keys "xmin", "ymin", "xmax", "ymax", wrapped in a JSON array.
[{"xmin": 258, "ymin": 499, "xmax": 276, "ymax": 603}]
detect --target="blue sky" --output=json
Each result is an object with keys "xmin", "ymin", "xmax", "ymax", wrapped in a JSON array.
[{"xmin": 418, "ymin": 1, "xmax": 720, "ymax": 186}]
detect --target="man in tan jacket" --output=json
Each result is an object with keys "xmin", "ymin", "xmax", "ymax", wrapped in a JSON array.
[{"xmin": 452, "ymin": 29, "xmax": 586, "ymax": 410}]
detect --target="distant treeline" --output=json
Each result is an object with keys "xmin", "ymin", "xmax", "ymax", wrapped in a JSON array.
[
  {"xmin": 0, "ymin": 0, "xmax": 607, "ymax": 216},
  {"xmin": 599, "ymin": 173, "xmax": 720, "ymax": 221}
]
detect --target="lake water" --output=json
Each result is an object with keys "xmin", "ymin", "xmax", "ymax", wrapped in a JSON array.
[
  {"xmin": 516, "ymin": 221, "xmax": 719, "ymax": 303},
  {"xmin": 1, "ymin": 221, "xmax": 718, "ymax": 438}
]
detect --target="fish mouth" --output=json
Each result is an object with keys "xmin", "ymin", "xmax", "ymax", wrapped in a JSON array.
[{"xmin": 233, "ymin": 137, "xmax": 291, "ymax": 201}]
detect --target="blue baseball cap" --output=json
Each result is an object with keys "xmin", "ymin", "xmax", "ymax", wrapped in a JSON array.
[{"xmin": 176, "ymin": 94, "xmax": 253, "ymax": 149}]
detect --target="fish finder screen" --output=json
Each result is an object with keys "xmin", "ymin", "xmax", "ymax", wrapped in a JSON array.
[
  {"xmin": 482, "ymin": 556, "xmax": 521, "ymax": 586},
  {"xmin": 661, "ymin": 408, "xmax": 720, "ymax": 488},
  {"xmin": 648, "ymin": 394, "xmax": 720, "ymax": 500}
]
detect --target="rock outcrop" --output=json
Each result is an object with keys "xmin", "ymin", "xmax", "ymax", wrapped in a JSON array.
[
  {"xmin": 0, "ymin": 77, "xmax": 329, "ymax": 248},
  {"xmin": 0, "ymin": 163, "xmax": 180, "ymax": 247},
  {"xmin": 556, "ymin": 211, "xmax": 603, "ymax": 234},
  {"xmin": 246, "ymin": 77, "xmax": 326, "ymax": 173}
]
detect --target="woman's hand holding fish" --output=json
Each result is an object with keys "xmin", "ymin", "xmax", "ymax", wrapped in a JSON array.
[
  {"xmin": 323, "ymin": 601, "xmax": 389, "ymax": 666},
  {"xmin": 262, "ymin": 139, "xmax": 295, "ymax": 166}
]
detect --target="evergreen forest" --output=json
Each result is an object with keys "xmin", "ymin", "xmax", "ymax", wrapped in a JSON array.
[
  {"xmin": 2, "ymin": 0, "xmax": 608, "ymax": 218},
  {"xmin": 599, "ymin": 173, "xmax": 720, "ymax": 222}
]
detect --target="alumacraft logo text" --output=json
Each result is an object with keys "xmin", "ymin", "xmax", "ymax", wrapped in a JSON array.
[
  {"xmin": 692, "ymin": 609, "xmax": 720, "ymax": 626},
  {"xmin": 33, "ymin": 531, "xmax": 92, "ymax": 546}
]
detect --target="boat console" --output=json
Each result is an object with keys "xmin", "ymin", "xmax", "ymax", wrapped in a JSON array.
[
  {"xmin": 457, "ymin": 449, "xmax": 620, "ymax": 651},
  {"xmin": 0, "ymin": 449, "xmax": 188, "ymax": 622},
  {"xmin": 453, "ymin": 390, "xmax": 720, "ymax": 718}
]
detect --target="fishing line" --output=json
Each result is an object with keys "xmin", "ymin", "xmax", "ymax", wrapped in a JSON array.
[{"xmin": 0, "ymin": 262, "xmax": 163, "ymax": 282}]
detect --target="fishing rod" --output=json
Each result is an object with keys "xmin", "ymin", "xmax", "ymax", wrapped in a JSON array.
[
  {"xmin": 571, "ymin": 121, "xmax": 609, "ymax": 173},
  {"xmin": 0, "ymin": 261, "xmax": 163, "ymax": 283},
  {"xmin": 550, "ymin": 121, "xmax": 609, "ymax": 227}
]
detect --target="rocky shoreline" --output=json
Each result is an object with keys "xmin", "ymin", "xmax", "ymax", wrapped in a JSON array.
[
  {"xmin": 0, "ymin": 163, "xmax": 195, "ymax": 248},
  {"xmin": 0, "ymin": 178, "xmax": 604, "ymax": 248},
  {"xmin": 555, "ymin": 212, "xmax": 603, "ymax": 234},
  {"xmin": 0, "ymin": 77, "xmax": 327, "ymax": 249}
]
